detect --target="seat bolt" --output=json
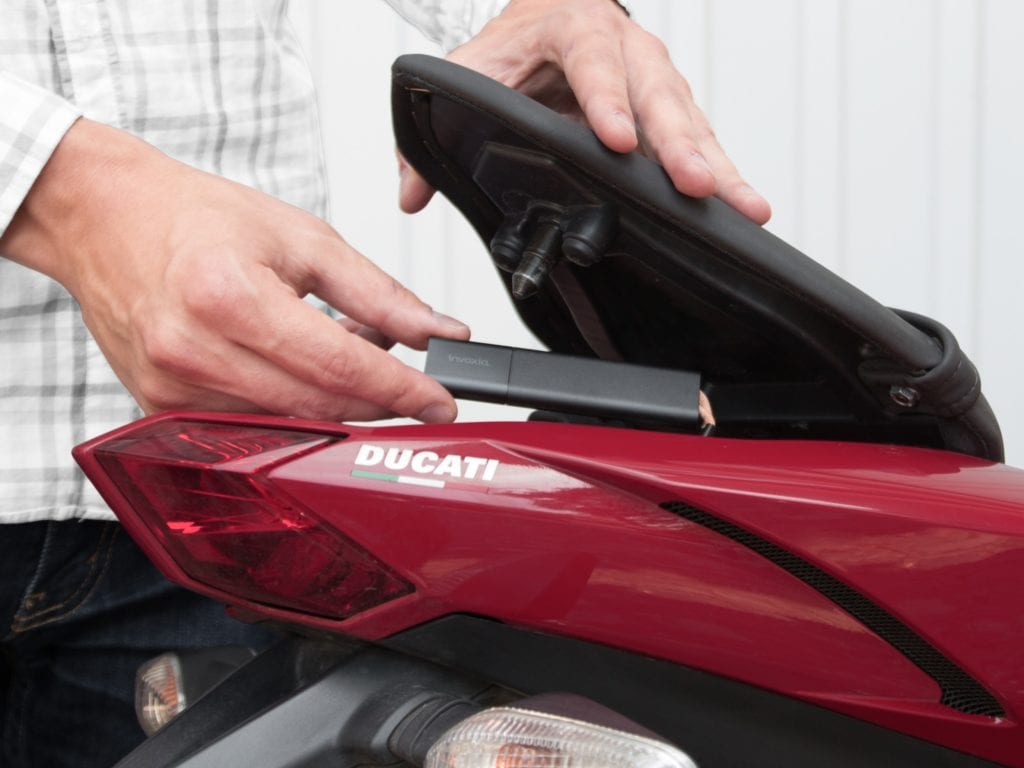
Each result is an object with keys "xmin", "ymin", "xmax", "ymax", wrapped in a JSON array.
[{"xmin": 889, "ymin": 385, "xmax": 921, "ymax": 408}]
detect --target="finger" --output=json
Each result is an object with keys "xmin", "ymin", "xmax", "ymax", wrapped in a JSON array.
[
  {"xmin": 192, "ymin": 345, "xmax": 396, "ymax": 423},
  {"xmin": 132, "ymin": 321, "xmax": 396, "ymax": 421},
  {"xmin": 397, "ymin": 152, "xmax": 436, "ymax": 213},
  {"xmin": 223, "ymin": 280, "xmax": 458, "ymax": 422},
  {"xmin": 338, "ymin": 317, "xmax": 395, "ymax": 350},
  {"xmin": 704, "ymin": 160, "xmax": 772, "ymax": 225},
  {"xmin": 623, "ymin": 36, "xmax": 717, "ymax": 198},
  {"xmin": 693, "ymin": 120, "xmax": 772, "ymax": 225},
  {"xmin": 300, "ymin": 234, "xmax": 470, "ymax": 350},
  {"xmin": 622, "ymin": 32, "xmax": 770, "ymax": 223},
  {"xmin": 558, "ymin": 28, "xmax": 638, "ymax": 153},
  {"xmin": 135, "ymin": 384, "xmax": 267, "ymax": 416}
]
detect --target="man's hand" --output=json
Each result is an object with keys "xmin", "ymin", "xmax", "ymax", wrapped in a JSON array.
[
  {"xmin": 0, "ymin": 119, "xmax": 469, "ymax": 422},
  {"xmin": 399, "ymin": 0, "xmax": 771, "ymax": 225}
]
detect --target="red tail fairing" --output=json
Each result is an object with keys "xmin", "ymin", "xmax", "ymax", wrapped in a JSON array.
[{"xmin": 75, "ymin": 412, "xmax": 1024, "ymax": 765}]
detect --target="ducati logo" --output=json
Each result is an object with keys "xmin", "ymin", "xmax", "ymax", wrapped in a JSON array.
[{"xmin": 351, "ymin": 443, "xmax": 500, "ymax": 489}]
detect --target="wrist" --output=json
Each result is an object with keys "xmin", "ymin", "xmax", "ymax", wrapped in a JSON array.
[{"xmin": 0, "ymin": 118, "xmax": 156, "ymax": 289}]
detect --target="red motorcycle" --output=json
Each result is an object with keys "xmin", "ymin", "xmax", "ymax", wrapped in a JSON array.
[{"xmin": 74, "ymin": 55, "xmax": 1021, "ymax": 767}]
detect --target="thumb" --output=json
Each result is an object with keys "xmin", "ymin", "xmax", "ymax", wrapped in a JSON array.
[{"xmin": 397, "ymin": 151, "xmax": 436, "ymax": 213}]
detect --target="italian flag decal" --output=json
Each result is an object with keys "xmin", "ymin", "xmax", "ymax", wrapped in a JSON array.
[{"xmin": 350, "ymin": 469, "xmax": 446, "ymax": 488}]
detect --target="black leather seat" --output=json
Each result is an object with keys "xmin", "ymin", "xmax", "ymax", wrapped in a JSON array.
[{"xmin": 392, "ymin": 54, "xmax": 1002, "ymax": 462}]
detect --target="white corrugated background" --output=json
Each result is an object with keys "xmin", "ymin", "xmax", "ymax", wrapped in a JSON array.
[{"xmin": 290, "ymin": 0, "xmax": 1024, "ymax": 465}]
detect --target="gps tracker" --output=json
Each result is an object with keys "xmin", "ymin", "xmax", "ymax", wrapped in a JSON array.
[{"xmin": 425, "ymin": 338, "xmax": 702, "ymax": 429}]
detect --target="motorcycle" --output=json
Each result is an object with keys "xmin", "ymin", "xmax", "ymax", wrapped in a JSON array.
[{"xmin": 73, "ymin": 55, "xmax": 1022, "ymax": 767}]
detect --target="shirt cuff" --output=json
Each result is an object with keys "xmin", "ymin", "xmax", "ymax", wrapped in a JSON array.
[
  {"xmin": 0, "ymin": 71, "xmax": 81, "ymax": 239},
  {"xmin": 383, "ymin": 0, "xmax": 511, "ymax": 52}
]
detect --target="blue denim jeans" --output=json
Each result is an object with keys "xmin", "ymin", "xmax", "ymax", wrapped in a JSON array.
[{"xmin": 0, "ymin": 520, "xmax": 277, "ymax": 768}]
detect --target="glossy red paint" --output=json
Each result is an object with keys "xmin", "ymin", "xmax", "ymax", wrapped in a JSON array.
[{"xmin": 75, "ymin": 412, "xmax": 1024, "ymax": 766}]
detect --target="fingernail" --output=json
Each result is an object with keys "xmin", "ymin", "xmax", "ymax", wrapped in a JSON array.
[
  {"xmin": 690, "ymin": 151, "xmax": 712, "ymax": 172},
  {"xmin": 432, "ymin": 309, "xmax": 470, "ymax": 336},
  {"xmin": 740, "ymin": 183, "xmax": 764, "ymax": 199},
  {"xmin": 612, "ymin": 110, "xmax": 635, "ymax": 132},
  {"xmin": 738, "ymin": 183, "xmax": 769, "ymax": 206},
  {"xmin": 398, "ymin": 165, "xmax": 409, "ymax": 199},
  {"xmin": 418, "ymin": 402, "xmax": 456, "ymax": 424}
]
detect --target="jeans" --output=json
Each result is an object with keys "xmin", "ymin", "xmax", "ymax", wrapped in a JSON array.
[{"xmin": 1, "ymin": 520, "xmax": 277, "ymax": 768}]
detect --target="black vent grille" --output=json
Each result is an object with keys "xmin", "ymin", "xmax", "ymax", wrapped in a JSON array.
[{"xmin": 661, "ymin": 501, "xmax": 1004, "ymax": 718}]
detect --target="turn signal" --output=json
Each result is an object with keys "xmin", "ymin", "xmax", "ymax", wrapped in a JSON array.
[
  {"xmin": 135, "ymin": 653, "xmax": 185, "ymax": 736},
  {"xmin": 425, "ymin": 707, "xmax": 698, "ymax": 768}
]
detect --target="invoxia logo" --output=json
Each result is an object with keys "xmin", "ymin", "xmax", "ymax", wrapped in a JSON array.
[
  {"xmin": 352, "ymin": 443, "xmax": 500, "ymax": 489},
  {"xmin": 448, "ymin": 353, "xmax": 490, "ymax": 367}
]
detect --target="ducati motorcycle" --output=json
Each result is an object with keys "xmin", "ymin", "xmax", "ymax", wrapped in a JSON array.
[{"xmin": 73, "ymin": 55, "xmax": 1022, "ymax": 767}]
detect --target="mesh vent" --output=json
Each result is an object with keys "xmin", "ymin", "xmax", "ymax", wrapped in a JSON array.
[{"xmin": 661, "ymin": 501, "xmax": 1004, "ymax": 718}]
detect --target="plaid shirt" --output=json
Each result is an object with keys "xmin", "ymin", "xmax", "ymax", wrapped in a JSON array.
[{"xmin": 0, "ymin": 0, "xmax": 503, "ymax": 523}]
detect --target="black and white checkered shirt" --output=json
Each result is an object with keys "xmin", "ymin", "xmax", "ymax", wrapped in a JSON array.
[{"xmin": 0, "ymin": 0, "xmax": 502, "ymax": 523}]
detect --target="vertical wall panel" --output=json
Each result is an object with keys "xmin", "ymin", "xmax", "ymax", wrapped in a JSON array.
[
  {"xmin": 794, "ymin": 0, "xmax": 842, "ymax": 269},
  {"xmin": 630, "ymin": 0, "xmax": 709, "ymax": 103},
  {"xmin": 705, "ymin": 0, "xmax": 802, "ymax": 243},
  {"xmin": 975, "ymin": 0, "xmax": 1024, "ymax": 463},
  {"xmin": 305, "ymin": 3, "xmax": 406, "ymax": 279},
  {"xmin": 843, "ymin": 0, "xmax": 934, "ymax": 311},
  {"xmin": 929, "ymin": 0, "xmax": 979, "ymax": 351}
]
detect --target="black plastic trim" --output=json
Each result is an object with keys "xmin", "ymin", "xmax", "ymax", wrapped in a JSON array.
[
  {"xmin": 116, "ymin": 638, "xmax": 495, "ymax": 768},
  {"xmin": 115, "ymin": 637, "xmax": 359, "ymax": 768},
  {"xmin": 385, "ymin": 615, "xmax": 1007, "ymax": 768}
]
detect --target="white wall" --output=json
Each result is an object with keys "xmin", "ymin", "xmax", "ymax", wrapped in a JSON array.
[{"xmin": 290, "ymin": 0, "xmax": 1024, "ymax": 465}]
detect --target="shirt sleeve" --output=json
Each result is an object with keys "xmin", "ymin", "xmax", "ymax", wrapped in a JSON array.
[
  {"xmin": 382, "ymin": 0, "xmax": 511, "ymax": 52},
  {"xmin": 0, "ymin": 71, "xmax": 81, "ymax": 239}
]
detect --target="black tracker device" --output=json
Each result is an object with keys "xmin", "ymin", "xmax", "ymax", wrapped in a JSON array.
[{"xmin": 425, "ymin": 338, "xmax": 702, "ymax": 429}]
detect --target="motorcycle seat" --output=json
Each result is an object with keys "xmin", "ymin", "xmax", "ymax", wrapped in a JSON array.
[{"xmin": 391, "ymin": 54, "xmax": 1002, "ymax": 462}]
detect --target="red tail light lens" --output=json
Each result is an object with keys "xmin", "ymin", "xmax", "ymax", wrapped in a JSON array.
[{"xmin": 89, "ymin": 419, "xmax": 412, "ymax": 621}]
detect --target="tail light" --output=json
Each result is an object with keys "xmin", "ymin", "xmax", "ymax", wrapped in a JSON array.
[{"xmin": 75, "ymin": 417, "xmax": 412, "ymax": 621}]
